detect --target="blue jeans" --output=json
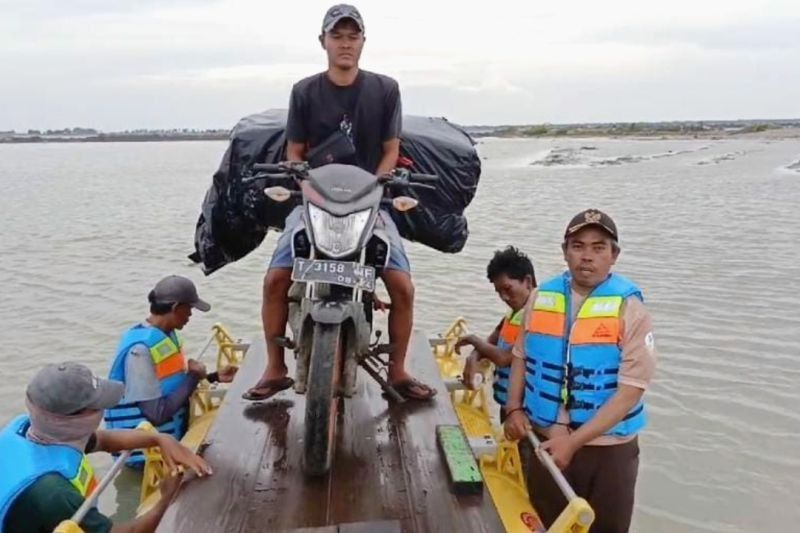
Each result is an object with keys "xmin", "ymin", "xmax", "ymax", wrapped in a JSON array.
[{"xmin": 268, "ymin": 206, "xmax": 411, "ymax": 272}]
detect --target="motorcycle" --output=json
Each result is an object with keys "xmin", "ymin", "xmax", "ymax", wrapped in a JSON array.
[{"xmin": 247, "ymin": 161, "xmax": 438, "ymax": 476}]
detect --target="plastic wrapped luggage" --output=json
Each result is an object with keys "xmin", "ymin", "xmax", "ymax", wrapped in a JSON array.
[{"xmin": 189, "ymin": 110, "xmax": 480, "ymax": 274}]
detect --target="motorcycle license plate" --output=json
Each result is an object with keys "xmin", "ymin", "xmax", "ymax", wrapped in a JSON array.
[{"xmin": 292, "ymin": 258, "xmax": 376, "ymax": 291}]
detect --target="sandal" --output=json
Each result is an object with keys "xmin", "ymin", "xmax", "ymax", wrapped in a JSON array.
[
  {"xmin": 242, "ymin": 376, "xmax": 295, "ymax": 401},
  {"xmin": 390, "ymin": 378, "xmax": 438, "ymax": 402}
]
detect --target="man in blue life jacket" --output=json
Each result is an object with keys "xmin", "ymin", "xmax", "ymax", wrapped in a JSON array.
[
  {"xmin": 0, "ymin": 362, "xmax": 211, "ymax": 533},
  {"xmin": 458, "ymin": 246, "xmax": 536, "ymax": 418},
  {"xmin": 503, "ymin": 209, "xmax": 657, "ymax": 533},
  {"xmin": 105, "ymin": 275, "xmax": 236, "ymax": 467}
]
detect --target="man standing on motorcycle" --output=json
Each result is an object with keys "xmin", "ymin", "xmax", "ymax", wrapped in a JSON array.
[{"xmin": 243, "ymin": 4, "xmax": 437, "ymax": 402}]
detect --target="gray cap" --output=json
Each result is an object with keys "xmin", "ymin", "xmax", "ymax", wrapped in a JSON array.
[
  {"xmin": 27, "ymin": 362, "xmax": 124, "ymax": 415},
  {"xmin": 322, "ymin": 4, "xmax": 364, "ymax": 33},
  {"xmin": 150, "ymin": 275, "xmax": 210, "ymax": 312}
]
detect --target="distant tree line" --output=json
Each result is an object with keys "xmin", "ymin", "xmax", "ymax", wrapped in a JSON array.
[
  {"xmin": 21, "ymin": 127, "xmax": 99, "ymax": 135},
  {"xmin": 465, "ymin": 118, "xmax": 799, "ymax": 138}
]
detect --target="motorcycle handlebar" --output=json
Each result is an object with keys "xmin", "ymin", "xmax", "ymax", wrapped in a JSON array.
[
  {"xmin": 241, "ymin": 172, "xmax": 291, "ymax": 183},
  {"xmin": 384, "ymin": 180, "xmax": 436, "ymax": 191},
  {"xmin": 251, "ymin": 161, "xmax": 310, "ymax": 177},
  {"xmin": 407, "ymin": 173, "xmax": 439, "ymax": 183},
  {"xmin": 406, "ymin": 182, "xmax": 437, "ymax": 191},
  {"xmin": 252, "ymin": 163, "xmax": 284, "ymax": 172},
  {"xmin": 382, "ymin": 169, "xmax": 439, "ymax": 184}
]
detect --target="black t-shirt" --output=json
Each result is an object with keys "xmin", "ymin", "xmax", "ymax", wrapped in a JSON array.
[{"xmin": 286, "ymin": 70, "xmax": 402, "ymax": 174}]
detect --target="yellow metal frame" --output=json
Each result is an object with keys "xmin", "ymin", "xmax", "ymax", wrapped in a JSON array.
[
  {"xmin": 188, "ymin": 323, "xmax": 247, "ymax": 423},
  {"xmin": 433, "ymin": 317, "xmax": 594, "ymax": 533}
]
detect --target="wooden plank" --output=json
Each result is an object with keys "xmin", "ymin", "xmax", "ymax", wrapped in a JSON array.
[
  {"xmin": 160, "ymin": 330, "xmax": 504, "ymax": 532},
  {"xmin": 241, "ymin": 336, "xmax": 413, "ymax": 531},
  {"xmin": 239, "ymin": 352, "xmax": 330, "ymax": 532},
  {"xmin": 387, "ymin": 332, "xmax": 503, "ymax": 533},
  {"xmin": 156, "ymin": 343, "xmax": 277, "ymax": 532},
  {"xmin": 321, "ymin": 347, "xmax": 413, "ymax": 528},
  {"xmin": 290, "ymin": 523, "xmax": 400, "ymax": 533},
  {"xmin": 339, "ymin": 520, "xmax": 402, "ymax": 533}
]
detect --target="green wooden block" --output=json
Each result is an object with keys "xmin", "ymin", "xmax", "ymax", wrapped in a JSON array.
[{"xmin": 436, "ymin": 424, "xmax": 484, "ymax": 495}]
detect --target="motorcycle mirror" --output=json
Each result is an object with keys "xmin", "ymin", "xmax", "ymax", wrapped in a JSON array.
[
  {"xmin": 391, "ymin": 196, "xmax": 418, "ymax": 212},
  {"xmin": 264, "ymin": 186, "xmax": 292, "ymax": 202}
]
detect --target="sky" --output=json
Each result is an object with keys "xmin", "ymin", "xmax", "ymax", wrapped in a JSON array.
[{"xmin": 1, "ymin": 0, "xmax": 798, "ymax": 130}]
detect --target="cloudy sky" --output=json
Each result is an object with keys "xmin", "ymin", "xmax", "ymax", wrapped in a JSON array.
[{"xmin": 1, "ymin": 0, "xmax": 798, "ymax": 130}]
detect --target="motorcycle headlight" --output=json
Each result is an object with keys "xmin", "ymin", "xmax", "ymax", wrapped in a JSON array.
[{"xmin": 307, "ymin": 204, "xmax": 372, "ymax": 258}]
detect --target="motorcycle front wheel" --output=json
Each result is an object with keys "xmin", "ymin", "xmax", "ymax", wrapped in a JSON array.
[{"xmin": 303, "ymin": 321, "xmax": 343, "ymax": 476}]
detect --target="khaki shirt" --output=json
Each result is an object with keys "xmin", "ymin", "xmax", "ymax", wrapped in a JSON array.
[{"xmin": 512, "ymin": 283, "xmax": 657, "ymax": 445}]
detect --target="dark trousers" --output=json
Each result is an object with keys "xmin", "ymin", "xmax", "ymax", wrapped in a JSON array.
[{"xmin": 521, "ymin": 436, "xmax": 640, "ymax": 533}]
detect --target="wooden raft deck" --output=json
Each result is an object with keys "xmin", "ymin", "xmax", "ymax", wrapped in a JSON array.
[{"xmin": 157, "ymin": 330, "xmax": 504, "ymax": 532}]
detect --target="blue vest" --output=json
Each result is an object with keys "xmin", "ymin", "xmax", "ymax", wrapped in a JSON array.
[
  {"xmin": 492, "ymin": 309, "xmax": 524, "ymax": 407},
  {"xmin": 0, "ymin": 416, "xmax": 95, "ymax": 527},
  {"xmin": 105, "ymin": 325, "xmax": 189, "ymax": 466},
  {"xmin": 523, "ymin": 272, "xmax": 647, "ymax": 437}
]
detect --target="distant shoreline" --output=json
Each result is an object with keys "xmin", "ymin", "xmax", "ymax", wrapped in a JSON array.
[
  {"xmin": 472, "ymin": 125, "xmax": 800, "ymax": 141},
  {"xmin": 0, "ymin": 132, "xmax": 230, "ymax": 144},
  {"xmin": 2, "ymin": 124, "xmax": 799, "ymax": 144}
]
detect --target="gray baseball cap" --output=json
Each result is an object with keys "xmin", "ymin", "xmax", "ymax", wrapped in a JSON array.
[
  {"xmin": 322, "ymin": 4, "xmax": 364, "ymax": 33},
  {"xmin": 150, "ymin": 275, "xmax": 211, "ymax": 312},
  {"xmin": 27, "ymin": 362, "xmax": 124, "ymax": 415}
]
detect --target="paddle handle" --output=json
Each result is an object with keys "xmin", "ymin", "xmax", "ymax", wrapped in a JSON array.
[
  {"xmin": 526, "ymin": 430, "xmax": 578, "ymax": 501},
  {"xmin": 71, "ymin": 450, "xmax": 132, "ymax": 524},
  {"xmin": 192, "ymin": 333, "xmax": 216, "ymax": 363}
]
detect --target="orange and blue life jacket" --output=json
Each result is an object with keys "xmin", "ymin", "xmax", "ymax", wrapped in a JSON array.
[
  {"xmin": 492, "ymin": 309, "xmax": 524, "ymax": 407},
  {"xmin": 523, "ymin": 272, "xmax": 646, "ymax": 437},
  {"xmin": 105, "ymin": 325, "xmax": 189, "ymax": 466}
]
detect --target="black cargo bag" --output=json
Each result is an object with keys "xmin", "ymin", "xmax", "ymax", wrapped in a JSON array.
[{"xmin": 189, "ymin": 110, "xmax": 480, "ymax": 274}]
